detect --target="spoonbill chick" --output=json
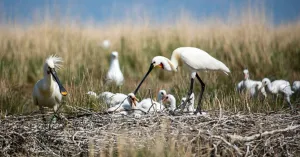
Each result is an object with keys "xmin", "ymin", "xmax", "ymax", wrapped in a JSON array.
[
  {"xmin": 292, "ymin": 81, "xmax": 300, "ymax": 92},
  {"xmin": 100, "ymin": 92, "xmax": 127, "ymax": 107},
  {"xmin": 102, "ymin": 39, "xmax": 111, "ymax": 49},
  {"xmin": 32, "ymin": 55, "xmax": 67, "ymax": 114},
  {"xmin": 237, "ymin": 69, "xmax": 266, "ymax": 98},
  {"xmin": 106, "ymin": 93, "xmax": 137, "ymax": 113},
  {"xmin": 106, "ymin": 51, "xmax": 124, "ymax": 86},
  {"xmin": 133, "ymin": 47, "xmax": 230, "ymax": 114},
  {"xmin": 181, "ymin": 93, "xmax": 195, "ymax": 114},
  {"xmin": 125, "ymin": 90, "xmax": 167, "ymax": 113},
  {"xmin": 162, "ymin": 94, "xmax": 177, "ymax": 112},
  {"xmin": 261, "ymin": 78, "xmax": 294, "ymax": 110}
]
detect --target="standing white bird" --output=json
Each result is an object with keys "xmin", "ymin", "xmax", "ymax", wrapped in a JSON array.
[
  {"xmin": 237, "ymin": 69, "xmax": 267, "ymax": 98},
  {"xmin": 261, "ymin": 78, "xmax": 294, "ymax": 110},
  {"xmin": 32, "ymin": 55, "xmax": 67, "ymax": 114},
  {"xmin": 162, "ymin": 94, "xmax": 177, "ymax": 112},
  {"xmin": 292, "ymin": 81, "xmax": 300, "ymax": 92},
  {"xmin": 133, "ymin": 47, "xmax": 230, "ymax": 114},
  {"xmin": 106, "ymin": 51, "xmax": 124, "ymax": 86}
]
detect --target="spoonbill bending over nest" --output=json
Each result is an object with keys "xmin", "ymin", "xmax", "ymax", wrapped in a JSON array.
[
  {"xmin": 237, "ymin": 69, "xmax": 267, "ymax": 98},
  {"xmin": 106, "ymin": 51, "xmax": 124, "ymax": 86},
  {"xmin": 133, "ymin": 47, "xmax": 230, "ymax": 115},
  {"xmin": 32, "ymin": 55, "xmax": 67, "ymax": 114},
  {"xmin": 261, "ymin": 78, "xmax": 294, "ymax": 111}
]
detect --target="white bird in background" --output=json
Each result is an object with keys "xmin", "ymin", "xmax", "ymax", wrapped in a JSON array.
[
  {"xmin": 106, "ymin": 51, "xmax": 124, "ymax": 86},
  {"xmin": 292, "ymin": 81, "xmax": 300, "ymax": 92},
  {"xmin": 162, "ymin": 94, "xmax": 177, "ymax": 112},
  {"xmin": 102, "ymin": 39, "xmax": 111, "ymax": 49},
  {"xmin": 181, "ymin": 93, "xmax": 195, "ymax": 114},
  {"xmin": 261, "ymin": 78, "xmax": 294, "ymax": 110},
  {"xmin": 32, "ymin": 55, "xmax": 67, "ymax": 114},
  {"xmin": 237, "ymin": 69, "xmax": 267, "ymax": 98},
  {"xmin": 133, "ymin": 47, "xmax": 230, "ymax": 115}
]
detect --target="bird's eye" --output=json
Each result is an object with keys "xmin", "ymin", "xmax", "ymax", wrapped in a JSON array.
[
  {"xmin": 153, "ymin": 61, "xmax": 156, "ymax": 64},
  {"xmin": 161, "ymin": 92, "xmax": 164, "ymax": 95},
  {"xmin": 166, "ymin": 96, "xmax": 168, "ymax": 99}
]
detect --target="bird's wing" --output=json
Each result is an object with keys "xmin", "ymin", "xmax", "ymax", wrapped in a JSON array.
[{"xmin": 180, "ymin": 49, "xmax": 230, "ymax": 74}]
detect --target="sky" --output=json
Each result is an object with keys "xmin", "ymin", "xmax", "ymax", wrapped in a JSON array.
[{"xmin": 1, "ymin": 0, "xmax": 300, "ymax": 25}]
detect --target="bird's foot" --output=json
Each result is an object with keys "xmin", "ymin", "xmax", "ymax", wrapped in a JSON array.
[{"xmin": 290, "ymin": 109, "xmax": 298, "ymax": 115}]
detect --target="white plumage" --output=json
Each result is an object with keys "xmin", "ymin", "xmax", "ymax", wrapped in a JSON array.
[
  {"xmin": 162, "ymin": 94, "xmax": 177, "ymax": 112},
  {"xmin": 134, "ymin": 47, "xmax": 230, "ymax": 114},
  {"xmin": 100, "ymin": 92, "xmax": 127, "ymax": 107},
  {"xmin": 106, "ymin": 51, "xmax": 124, "ymax": 86},
  {"xmin": 106, "ymin": 93, "xmax": 134, "ymax": 113},
  {"xmin": 101, "ymin": 39, "xmax": 111, "ymax": 49},
  {"xmin": 32, "ymin": 55, "xmax": 67, "ymax": 113},
  {"xmin": 261, "ymin": 78, "xmax": 294, "ymax": 110},
  {"xmin": 292, "ymin": 81, "xmax": 300, "ymax": 92},
  {"xmin": 105, "ymin": 90, "xmax": 167, "ymax": 113},
  {"xmin": 237, "ymin": 69, "xmax": 267, "ymax": 98},
  {"xmin": 175, "ymin": 47, "xmax": 230, "ymax": 74}
]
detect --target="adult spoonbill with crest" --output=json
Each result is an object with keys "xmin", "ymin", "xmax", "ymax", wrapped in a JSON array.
[
  {"xmin": 133, "ymin": 47, "xmax": 230, "ymax": 115},
  {"xmin": 32, "ymin": 55, "xmax": 67, "ymax": 114}
]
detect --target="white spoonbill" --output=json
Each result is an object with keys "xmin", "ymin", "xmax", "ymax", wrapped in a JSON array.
[
  {"xmin": 133, "ymin": 47, "xmax": 230, "ymax": 114},
  {"xmin": 32, "ymin": 55, "xmax": 67, "ymax": 114},
  {"xmin": 261, "ymin": 78, "xmax": 294, "ymax": 110},
  {"xmin": 237, "ymin": 69, "xmax": 267, "ymax": 98},
  {"xmin": 162, "ymin": 94, "xmax": 177, "ymax": 112},
  {"xmin": 292, "ymin": 81, "xmax": 300, "ymax": 92},
  {"xmin": 106, "ymin": 51, "xmax": 124, "ymax": 86}
]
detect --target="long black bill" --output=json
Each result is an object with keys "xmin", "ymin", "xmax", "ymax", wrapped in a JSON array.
[
  {"xmin": 50, "ymin": 69, "xmax": 68, "ymax": 96},
  {"xmin": 133, "ymin": 63, "xmax": 154, "ymax": 95}
]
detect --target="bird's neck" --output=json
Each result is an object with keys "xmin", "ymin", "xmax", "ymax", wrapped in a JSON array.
[
  {"xmin": 43, "ymin": 73, "xmax": 54, "ymax": 90},
  {"xmin": 170, "ymin": 54, "xmax": 179, "ymax": 71},
  {"xmin": 109, "ymin": 59, "xmax": 121, "ymax": 71},
  {"xmin": 266, "ymin": 83, "xmax": 274, "ymax": 93}
]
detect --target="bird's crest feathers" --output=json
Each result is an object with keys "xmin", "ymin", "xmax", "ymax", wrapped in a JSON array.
[{"xmin": 46, "ymin": 55, "xmax": 63, "ymax": 69}]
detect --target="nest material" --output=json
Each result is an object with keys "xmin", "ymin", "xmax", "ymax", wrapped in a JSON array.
[{"xmin": 0, "ymin": 110, "xmax": 299, "ymax": 156}]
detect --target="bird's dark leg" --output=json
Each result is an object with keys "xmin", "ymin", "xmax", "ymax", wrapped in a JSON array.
[
  {"xmin": 176, "ymin": 77, "xmax": 194, "ymax": 112},
  {"xmin": 195, "ymin": 73, "xmax": 205, "ymax": 114},
  {"xmin": 285, "ymin": 96, "xmax": 295, "ymax": 114}
]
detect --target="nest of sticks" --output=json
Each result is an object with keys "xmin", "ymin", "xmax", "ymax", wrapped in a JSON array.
[{"xmin": 0, "ymin": 109, "xmax": 299, "ymax": 156}]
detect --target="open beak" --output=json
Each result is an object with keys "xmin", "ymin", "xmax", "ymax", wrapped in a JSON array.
[
  {"xmin": 133, "ymin": 63, "xmax": 154, "ymax": 95},
  {"xmin": 162, "ymin": 96, "xmax": 167, "ymax": 103},
  {"xmin": 131, "ymin": 97, "xmax": 139, "ymax": 106},
  {"xmin": 50, "ymin": 69, "xmax": 68, "ymax": 96}
]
